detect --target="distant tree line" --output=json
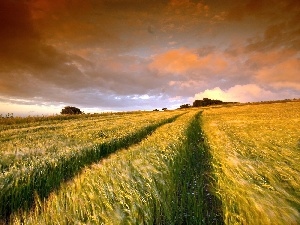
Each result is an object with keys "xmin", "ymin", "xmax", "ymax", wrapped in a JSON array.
[
  {"xmin": 193, "ymin": 98, "xmax": 229, "ymax": 107},
  {"xmin": 153, "ymin": 108, "xmax": 168, "ymax": 111},
  {"xmin": 61, "ymin": 98, "xmax": 300, "ymax": 115},
  {"xmin": 0, "ymin": 113, "xmax": 14, "ymax": 118},
  {"xmin": 179, "ymin": 98, "xmax": 238, "ymax": 109},
  {"xmin": 179, "ymin": 104, "xmax": 191, "ymax": 109}
]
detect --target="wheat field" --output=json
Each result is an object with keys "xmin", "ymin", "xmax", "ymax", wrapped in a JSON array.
[
  {"xmin": 201, "ymin": 102, "xmax": 300, "ymax": 225},
  {"xmin": 1, "ymin": 101, "xmax": 299, "ymax": 224}
]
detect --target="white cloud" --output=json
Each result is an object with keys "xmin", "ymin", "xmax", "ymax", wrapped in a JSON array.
[
  {"xmin": 0, "ymin": 101, "xmax": 61, "ymax": 117},
  {"xmin": 194, "ymin": 84, "xmax": 279, "ymax": 103}
]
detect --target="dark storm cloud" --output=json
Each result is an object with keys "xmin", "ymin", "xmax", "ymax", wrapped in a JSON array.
[{"xmin": 0, "ymin": 0, "xmax": 96, "ymax": 99}]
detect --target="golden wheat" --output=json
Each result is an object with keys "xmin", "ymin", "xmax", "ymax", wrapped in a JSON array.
[{"xmin": 202, "ymin": 102, "xmax": 300, "ymax": 225}]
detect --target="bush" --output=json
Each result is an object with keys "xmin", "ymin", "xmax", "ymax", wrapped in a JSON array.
[{"xmin": 61, "ymin": 106, "xmax": 82, "ymax": 115}]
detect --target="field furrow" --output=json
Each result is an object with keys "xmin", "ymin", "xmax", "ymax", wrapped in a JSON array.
[
  {"xmin": 0, "ymin": 112, "xmax": 179, "ymax": 171},
  {"xmin": 2, "ymin": 102, "xmax": 298, "ymax": 224},
  {"xmin": 0, "ymin": 111, "xmax": 182, "ymax": 221},
  {"xmin": 10, "ymin": 110, "xmax": 221, "ymax": 224}
]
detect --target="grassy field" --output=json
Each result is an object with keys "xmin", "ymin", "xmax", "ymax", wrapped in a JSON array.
[
  {"xmin": 1, "ymin": 101, "xmax": 299, "ymax": 224},
  {"xmin": 0, "ymin": 111, "xmax": 181, "ymax": 171},
  {"xmin": 201, "ymin": 101, "xmax": 300, "ymax": 224},
  {"xmin": 9, "ymin": 110, "xmax": 221, "ymax": 224},
  {"xmin": 0, "ymin": 111, "xmax": 183, "ymax": 220}
]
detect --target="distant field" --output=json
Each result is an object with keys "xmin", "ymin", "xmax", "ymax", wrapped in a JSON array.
[{"xmin": 1, "ymin": 102, "xmax": 299, "ymax": 224}]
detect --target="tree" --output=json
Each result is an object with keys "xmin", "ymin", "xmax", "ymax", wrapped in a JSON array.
[
  {"xmin": 61, "ymin": 106, "xmax": 83, "ymax": 115},
  {"xmin": 179, "ymin": 104, "xmax": 191, "ymax": 109},
  {"xmin": 193, "ymin": 98, "xmax": 223, "ymax": 107}
]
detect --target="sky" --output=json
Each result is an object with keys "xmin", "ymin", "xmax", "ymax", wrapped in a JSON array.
[{"xmin": 0, "ymin": 0, "xmax": 299, "ymax": 116}]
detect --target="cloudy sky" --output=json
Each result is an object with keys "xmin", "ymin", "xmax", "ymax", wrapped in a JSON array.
[{"xmin": 0, "ymin": 0, "xmax": 299, "ymax": 116}]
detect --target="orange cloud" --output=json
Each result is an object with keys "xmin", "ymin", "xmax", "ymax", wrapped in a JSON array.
[
  {"xmin": 29, "ymin": 0, "xmax": 92, "ymax": 20},
  {"xmin": 246, "ymin": 49, "xmax": 296, "ymax": 68},
  {"xmin": 1, "ymin": 0, "xmax": 299, "ymax": 114},
  {"xmin": 255, "ymin": 58, "xmax": 300, "ymax": 90},
  {"xmin": 149, "ymin": 48, "xmax": 227, "ymax": 75},
  {"xmin": 168, "ymin": 0, "xmax": 209, "ymax": 13},
  {"xmin": 168, "ymin": 80, "xmax": 205, "ymax": 89}
]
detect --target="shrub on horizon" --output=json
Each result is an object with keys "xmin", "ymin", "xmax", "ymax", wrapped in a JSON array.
[{"xmin": 61, "ymin": 106, "xmax": 83, "ymax": 115}]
